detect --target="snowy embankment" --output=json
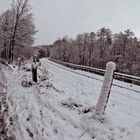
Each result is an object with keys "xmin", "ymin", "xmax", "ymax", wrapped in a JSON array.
[{"xmin": 1, "ymin": 58, "xmax": 140, "ymax": 140}]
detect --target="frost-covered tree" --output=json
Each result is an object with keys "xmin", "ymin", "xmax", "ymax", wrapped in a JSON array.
[
  {"xmin": 0, "ymin": 0, "xmax": 36, "ymax": 63},
  {"xmin": 9, "ymin": 0, "xmax": 36, "ymax": 63},
  {"xmin": 0, "ymin": 10, "xmax": 13, "ymax": 60},
  {"xmin": 96, "ymin": 28, "xmax": 112, "ymax": 60},
  {"xmin": 50, "ymin": 28, "xmax": 140, "ymax": 76},
  {"xmin": 88, "ymin": 32, "xmax": 96, "ymax": 66}
]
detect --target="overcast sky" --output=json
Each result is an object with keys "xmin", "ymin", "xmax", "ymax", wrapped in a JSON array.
[{"xmin": 0, "ymin": 0, "xmax": 140, "ymax": 45}]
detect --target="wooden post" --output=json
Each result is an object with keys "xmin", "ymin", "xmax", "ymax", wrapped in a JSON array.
[
  {"xmin": 94, "ymin": 62, "xmax": 116, "ymax": 118},
  {"xmin": 18, "ymin": 58, "xmax": 21, "ymax": 70}
]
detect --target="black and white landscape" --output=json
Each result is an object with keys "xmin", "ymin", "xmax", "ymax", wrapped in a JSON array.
[{"xmin": 0, "ymin": 0, "xmax": 140, "ymax": 140}]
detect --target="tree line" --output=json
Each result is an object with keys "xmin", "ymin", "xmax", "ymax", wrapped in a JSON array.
[
  {"xmin": 0, "ymin": 1, "xmax": 139, "ymax": 77},
  {"xmin": 0, "ymin": 0, "xmax": 36, "ymax": 63},
  {"xmin": 50, "ymin": 28, "xmax": 140, "ymax": 76}
]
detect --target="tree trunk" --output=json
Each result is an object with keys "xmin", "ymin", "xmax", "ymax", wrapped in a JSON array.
[{"xmin": 8, "ymin": 39, "xmax": 15, "ymax": 64}]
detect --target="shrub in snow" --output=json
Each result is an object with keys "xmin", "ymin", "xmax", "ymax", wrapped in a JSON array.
[
  {"xmin": 21, "ymin": 74, "xmax": 32, "ymax": 87},
  {"xmin": 21, "ymin": 81, "xmax": 32, "ymax": 87},
  {"xmin": 38, "ymin": 63, "xmax": 48, "ymax": 82},
  {"xmin": 62, "ymin": 98, "xmax": 82, "ymax": 110},
  {"xmin": 94, "ymin": 62, "xmax": 116, "ymax": 118},
  {"xmin": 23, "ymin": 64, "xmax": 32, "ymax": 71}
]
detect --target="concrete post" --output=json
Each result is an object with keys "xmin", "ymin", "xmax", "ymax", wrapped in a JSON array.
[{"xmin": 94, "ymin": 61, "xmax": 116, "ymax": 118}]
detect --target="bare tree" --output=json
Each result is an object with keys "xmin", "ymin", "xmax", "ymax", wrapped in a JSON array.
[
  {"xmin": 0, "ymin": 0, "xmax": 36, "ymax": 63},
  {"xmin": 96, "ymin": 27, "xmax": 112, "ymax": 60},
  {"xmin": 50, "ymin": 28, "xmax": 140, "ymax": 76},
  {"xmin": 9, "ymin": 0, "xmax": 36, "ymax": 63},
  {"xmin": 0, "ymin": 10, "xmax": 13, "ymax": 61}
]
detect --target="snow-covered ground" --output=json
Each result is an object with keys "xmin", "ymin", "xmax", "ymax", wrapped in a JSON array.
[{"xmin": 1, "ymin": 58, "xmax": 140, "ymax": 140}]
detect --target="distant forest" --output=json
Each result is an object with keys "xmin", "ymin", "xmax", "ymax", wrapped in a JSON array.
[{"xmin": 50, "ymin": 28, "xmax": 140, "ymax": 77}]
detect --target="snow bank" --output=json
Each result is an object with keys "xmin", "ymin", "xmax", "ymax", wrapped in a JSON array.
[{"xmin": 1, "ymin": 58, "xmax": 140, "ymax": 140}]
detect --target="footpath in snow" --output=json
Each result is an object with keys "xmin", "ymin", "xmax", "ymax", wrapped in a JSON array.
[{"xmin": 0, "ymin": 58, "xmax": 140, "ymax": 140}]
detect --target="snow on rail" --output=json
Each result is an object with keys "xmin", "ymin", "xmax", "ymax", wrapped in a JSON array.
[
  {"xmin": 48, "ymin": 59, "xmax": 140, "ymax": 93},
  {"xmin": 49, "ymin": 58, "xmax": 140, "ymax": 85}
]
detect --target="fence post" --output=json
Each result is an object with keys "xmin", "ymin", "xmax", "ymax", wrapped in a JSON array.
[
  {"xmin": 18, "ymin": 58, "xmax": 21, "ymax": 70},
  {"xmin": 94, "ymin": 61, "xmax": 116, "ymax": 119}
]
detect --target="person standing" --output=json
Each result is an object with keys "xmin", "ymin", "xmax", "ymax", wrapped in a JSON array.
[{"xmin": 31, "ymin": 56, "xmax": 41, "ymax": 83}]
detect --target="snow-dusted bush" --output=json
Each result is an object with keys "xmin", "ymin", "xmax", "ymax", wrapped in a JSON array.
[
  {"xmin": 23, "ymin": 63, "xmax": 32, "ymax": 71},
  {"xmin": 38, "ymin": 62, "xmax": 49, "ymax": 82}
]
